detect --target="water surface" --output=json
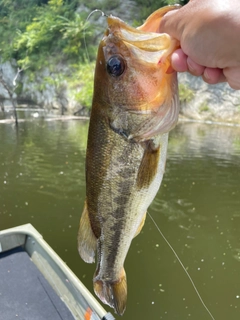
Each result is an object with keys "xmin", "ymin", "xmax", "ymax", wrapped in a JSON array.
[{"xmin": 1, "ymin": 118, "xmax": 240, "ymax": 320}]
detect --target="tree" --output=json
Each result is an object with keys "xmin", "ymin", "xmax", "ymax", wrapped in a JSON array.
[{"xmin": 0, "ymin": 66, "xmax": 23, "ymax": 125}]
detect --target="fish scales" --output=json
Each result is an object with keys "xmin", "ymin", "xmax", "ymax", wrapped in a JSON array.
[{"xmin": 78, "ymin": 5, "xmax": 180, "ymax": 316}]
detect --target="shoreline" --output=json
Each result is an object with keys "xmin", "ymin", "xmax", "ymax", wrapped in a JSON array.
[{"xmin": 1, "ymin": 113, "xmax": 240, "ymax": 129}]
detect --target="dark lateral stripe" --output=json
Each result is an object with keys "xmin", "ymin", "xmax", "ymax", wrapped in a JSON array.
[
  {"xmin": 136, "ymin": 141, "xmax": 160, "ymax": 190},
  {"xmin": 105, "ymin": 217, "xmax": 126, "ymax": 269}
]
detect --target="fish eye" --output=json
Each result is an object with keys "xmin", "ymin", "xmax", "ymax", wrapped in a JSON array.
[{"xmin": 106, "ymin": 55, "xmax": 125, "ymax": 77}]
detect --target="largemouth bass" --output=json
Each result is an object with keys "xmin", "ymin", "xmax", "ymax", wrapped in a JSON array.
[{"xmin": 78, "ymin": 5, "xmax": 180, "ymax": 316}]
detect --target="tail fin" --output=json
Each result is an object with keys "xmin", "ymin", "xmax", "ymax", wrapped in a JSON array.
[
  {"xmin": 77, "ymin": 201, "xmax": 97, "ymax": 263},
  {"xmin": 93, "ymin": 268, "xmax": 127, "ymax": 316}
]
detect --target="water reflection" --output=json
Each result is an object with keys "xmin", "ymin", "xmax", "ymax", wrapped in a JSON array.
[
  {"xmin": 0, "ymin": 120, "xmax": 240, "ymax": 319},
  {"xmin": 140, "ymin": 123, "xmax": 240, "ymax": 320}
]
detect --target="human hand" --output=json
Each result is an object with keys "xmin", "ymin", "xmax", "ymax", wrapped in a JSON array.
[{"xmin": 159, "ymin": 0, "xmax": 240, "ymax": 90}]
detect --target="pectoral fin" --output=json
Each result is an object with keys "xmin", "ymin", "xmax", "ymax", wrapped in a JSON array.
[
  {"xmin": 77, "ymin": 201, "xmax": 97, "ymax": 263},
  {"xmin": 137, "ymin": 140, "xmax": 160, "ymax": 190}
]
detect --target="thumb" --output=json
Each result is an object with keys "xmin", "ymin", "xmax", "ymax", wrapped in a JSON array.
[{"xmin": 159, "ymin": 9, "xmax": 182, "ymax": 40}]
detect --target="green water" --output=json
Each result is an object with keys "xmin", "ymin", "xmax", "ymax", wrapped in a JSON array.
[{"xmin": 1, "ymin": 118, "xmax": 240, "ymax": 320}]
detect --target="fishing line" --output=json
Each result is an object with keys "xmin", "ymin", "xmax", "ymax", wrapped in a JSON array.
[
  {"xmin": 147, "ymin": 212, "xmax": 216, "ymax": 320},
  {"xmin": 84, "ymin": 9, "xmax": 107, "ymax": 62}
]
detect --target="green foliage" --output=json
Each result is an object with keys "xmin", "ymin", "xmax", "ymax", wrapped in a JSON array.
[
  {"xmin": 179, "ymin": 83, "xmax": 195, "ymax": 104},
  {"xmin": 12, "ymin": 0, "xmax": 91, "ymax": 70},
  {"xmin": 0, "ymin": 0, "xmax": 96, "ymax": 110},
  {"xmin": 86, "ymin": 0, "xmax": 121, "ymax": 11},
  {"xmin": 134, "ymin": 0, "xmax": 169, "ymax": 23},
  {"xmin": 69, "ymin": 62, "xmax": 95, "ymax": 108},
  {"xmin": 0, "ymin": 1, "xmax": 36, "ymax": 59},
  {"xmin": 0, "ymin": 0, "xmax": 190, "ymax": 111},
  {"xmin": 134, "ymin": 0, "xmax": 189, "ymax": 23},
  {"xmin": 199, "ymin": 102, "xmax": 210, "ymax": 113}
]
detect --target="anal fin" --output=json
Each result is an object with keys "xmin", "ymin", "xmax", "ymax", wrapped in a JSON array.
[{"xmin": 77, "ymin": 201, "xmax": 97, "ymax": 263}]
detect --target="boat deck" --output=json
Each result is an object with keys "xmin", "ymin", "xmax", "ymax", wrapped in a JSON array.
[
  {"xmin": 0, "ymin": 224, "xmax": 115, "ymax": 320},
  {"xmin": 0, "ymin": 246, "xmax": 75, "ymax": 320}
]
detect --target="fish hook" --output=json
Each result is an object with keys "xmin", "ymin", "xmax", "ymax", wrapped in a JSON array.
[
  {"xmin": 84, "ymin": 9, "xmax": 108, "ymax": 63},
  {"xmin": 86, "ymin": 9, "xmax": 108, "ymax": 19}
]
